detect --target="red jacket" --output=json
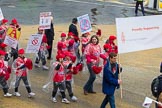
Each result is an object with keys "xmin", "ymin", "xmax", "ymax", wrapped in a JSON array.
[
  {"xmin": 15, "ymin": 57, "xmax": 27, "ymax": 77},
  {"xmin": 53, "ymin": 62, "xmax": 65, "ymax": 82}
]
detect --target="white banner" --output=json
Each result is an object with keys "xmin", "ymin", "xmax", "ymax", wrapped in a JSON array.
[
  {"xmin": 116, "ymin": 15, "xmax": 162, "ymax": 54},
  {"xmin": 77, "ymin": 14, "xmax": 92, "ymax": 34},
  {"xmin": 4, "ymin": 36, "xmax": 18, "ymax": 49},
  {"xmin": 26, "ymin": 34, "xmax": 43, "ymax": 53},
  {"xmin": 0, "ymin": 8, "xmax": 4, "ymax": 21},
  {"xmin": 39, "ymin": 12, "xmax": 51, "ymax": 30}
]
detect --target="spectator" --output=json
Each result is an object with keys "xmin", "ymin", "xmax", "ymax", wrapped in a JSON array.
[{"xmin": 135, "ymin": 0, "xmax": 145, "ymax": 16}]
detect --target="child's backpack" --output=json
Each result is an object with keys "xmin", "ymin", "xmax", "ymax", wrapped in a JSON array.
[{"xmin": 151, "ymin": 75, "xmax": 162, "ymax": 98}]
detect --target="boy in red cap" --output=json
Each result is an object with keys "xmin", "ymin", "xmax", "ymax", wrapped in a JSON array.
[
  {"xmin": 0, "ymin": 50, "xmax": 12, "ymax": 97},
  {"xmin": 12, "ymin": 48, "xmax": 35, "ymax": 97},
  {"xmin": 50, "ymin": 53, "xmax": 70, "ymax": 104},
  {"xmin": 34, "ymin": 27, "xmax": 49, "ymax": 70}
]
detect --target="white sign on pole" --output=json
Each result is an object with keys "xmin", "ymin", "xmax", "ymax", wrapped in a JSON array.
[
  {"xmin": 142, "ymin": 97, "xmax": 153, "ymax": 108},
  {"xmin": 116, "ymin": 15, "xmax": 162, "ymax": 54},
  {"xmin": 77, "ymin": 14, "xmax": 92, "ymax": 34},
  {"xmin": 26, "ymin": 34, "xmax": 43, "ymax": 53},
  {"xmin": 39, "ymin": 12, "xmax": 51, "ymax": 30},
  {"xmin": 0, "ymin": 8, "xmax": 4, "ymax": 21},
  {"xmin": 4, "ymin": 35, "xmax": 18, "ymax": 49}
]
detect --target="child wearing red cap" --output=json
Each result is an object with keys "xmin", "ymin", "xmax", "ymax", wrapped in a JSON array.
[
  {"xmin": 34, "ymin": 27, "xmax": 49, "ymax": 70},
  {"xmin": 0, "ymin": 18, "xmax": 8, "ymax": 43},
  {"xmin": 100, "ymin": 44, "xmax": 112, "ymax": 65},
  {"xmin": 50, "ymin": 53, "xmax": 70, "ymax": 104},
  {"xmin": 56, "ymin": 33, "xmax": 68, "ymax": 54},
  {"xmin": 9, "ymin": 18, "xmax": 21, "ymax": 61},
  {"xmin": 0, "ymin": 50, "xmax": 12, "ymax": 97},
  {"xmin": 12, "ymin": 48, "xmax": 35, "ymax": 97},
  {"xmin": 63, "ymin": 51, "xmax": 78, "ymax": 102},
  {"xmin": 105, "ymin": 35, "xmax": 118, "ymax": 54},
  {"xmin": 81, "ymin": 32, "xmax": 90, "ymax": 54},
  {"xmin": 66, "ymin": 32, "xmax": 75, "ymax": 56}
]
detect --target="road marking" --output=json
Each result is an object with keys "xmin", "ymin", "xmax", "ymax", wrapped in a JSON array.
[{"xmin": 64, "ymin": 0, "xmax": 134, "ymax": 8}]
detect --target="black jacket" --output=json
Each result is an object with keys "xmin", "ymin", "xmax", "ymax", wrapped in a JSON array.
[
  {"xmin": 45, "ymin": 23, "xmax": 54, "ymax": 41},
  {"xmin": 69, "ymin": 23, "xmax": 78, "ymax": 37}
]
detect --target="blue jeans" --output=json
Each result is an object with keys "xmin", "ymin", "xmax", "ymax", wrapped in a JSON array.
[
  {"xmin": 100, "ymin": 94, "xmax": 116, "ymax": 108},
  {"xmin": 83, "ymin": 63, "xmax": 96, "ymax": 92}
]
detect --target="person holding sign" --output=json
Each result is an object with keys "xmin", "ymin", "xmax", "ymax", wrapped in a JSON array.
[
  {"xmin": 69, "ymin": 18, "xmax": 80, "ymax": 62},
  {"xmin": 100, "ymin": 52, "xmax": 122, "ymax": 108},
  {"xmin": 34, "ymin": 27, "xmax": 49, "ymax": 70},
  {"xmin": 45, "ymin": 16, "xmax": 55, "ymax": 60},
  {"xmin": 9, "ymin": 18, "xmax": 21, "ymax": 61}
]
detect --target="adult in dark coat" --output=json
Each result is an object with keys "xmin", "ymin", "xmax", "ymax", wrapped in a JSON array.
[
  {"xmin": 68, "ymin": 18, "xmax": 80, "ymax": 62},
  {"xmin": 100, "ymin": 52, "xmax": 122, "ymax": 108},
  {"xmin": 69, "ymin": 18, "xmax": 78, "ymax": 38},
  {"xmin": 45, "ymin": 17, "xmax": 54, "ymax": 60}
]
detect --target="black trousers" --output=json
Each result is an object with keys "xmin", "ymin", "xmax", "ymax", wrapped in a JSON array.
[
  {"xmin": 47, "ymin": 40, "xmax": 53, "ymax": 59},
  {"xmin": 15, "ymin": 76, "xmax": 31, "ymax": 93},
  {"xmin": 35, "ymin": 51, "xmax": 46, "ymax": 65},
  {"xmin": 65, "ymin": 81, "xmax": 74, "ymax": 97},
  {"xmin": 52, "ymin": 82, "xmax": 66, "ymax": 98},
  {"xmin": 11, "ymin": 47, "xmax": 18, "ymax": 61},
  {"xmin": 0, "ymin": 76, "xmax": 9, "ymax": 94},
  {"xmin": 135, "ymin": 1, "xmax": 145, "ymax": 16}
]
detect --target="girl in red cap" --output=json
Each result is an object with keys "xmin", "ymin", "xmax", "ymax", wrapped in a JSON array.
[
  {"xmin": 56, "ymin": 33, "xmax": 68, "ymax": 54},
  {"xmin": 83, "ymin": 35, "xmax": 101, "ymax": 95},
  {"xmin": 34, "ymin": 27, "xmax": 49, "ymax": 70},
  {"xmin": 0, "ymin": 50, "xmax": 12, "ymax": 97},
  {"xmin": 100, "ymin": 44, "xmax": 112, "ymax": 65},
  {"xmin": 105, "ymin": 35, "xmax": 118, "ymax": 54},
  {"xmin": 66, "ymin": 32, "xmax": 75, "ymax": 56},
  {"xmin": 12, "ymin": 48, "xmax": 35, "ymax": 97},
  {"xmin": 63, "ymin": 51, "xmax": 78, "ymax": 102},
  {"xmin": 81, "ymin": 32, "xmax": 90, "ymax": 54}
]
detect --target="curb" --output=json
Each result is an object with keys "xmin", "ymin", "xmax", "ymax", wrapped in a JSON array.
[{"xmin": 144, "ymin": 7, "xmax": 162, "ymax": 14}]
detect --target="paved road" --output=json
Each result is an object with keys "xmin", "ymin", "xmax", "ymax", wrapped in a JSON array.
[{"xmin": 0, "ymin": 0, "xmax": 137, "ymax": 25}]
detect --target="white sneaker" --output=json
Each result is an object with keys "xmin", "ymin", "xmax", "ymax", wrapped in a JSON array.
[
  {"xmin": 42, "ymin": 65, "xmax": 49, "ymax": 70},
  {"xmin": 14, "ymin": 92, "xmax": 21, "ymax": 97},
  {"xmin": 62, "ymin": 98, "xmax": 70, "ymax": 104},
  {"xmin": 34, "ymin": 63, "xmax": 40, "ymax": 68},
  {"xmin": 4, "ymin": 93, "xmax": 12, "ymax": 97},
  {"xmin": 28, "ymin": 92, "xmax": 35, "ymax": 98},
  {"xmin": 71, "ymin": 96, "xmax": 78, "ymax": 101},
  {"xmin": 52, "ymin": 97, "xmax": 57, "ymax": 103}
]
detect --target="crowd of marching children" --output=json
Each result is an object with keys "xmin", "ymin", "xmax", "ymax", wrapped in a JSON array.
[{"xmin": 0, "ymin": 17, "xmax": 120, "ymax": 106}]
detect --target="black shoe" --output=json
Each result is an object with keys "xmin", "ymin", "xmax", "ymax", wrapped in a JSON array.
[
  {"xmin": 84, "ymin": 90, "xmax": 88, "ymax": 95},
  {"xmin": 47, "ymin": 57, "xmax": 52, "ymax": 60},
  {"xmin": 88, "ymin": 91, "xmax": 96, "ymax": 94}
]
